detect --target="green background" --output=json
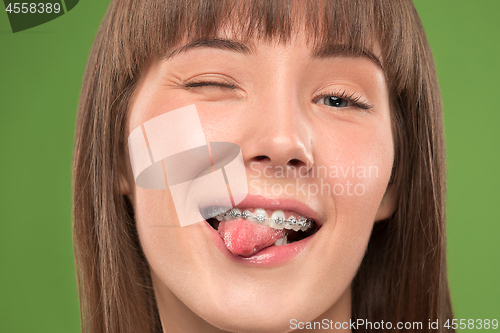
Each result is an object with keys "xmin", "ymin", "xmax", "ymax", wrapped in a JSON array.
[{"xmin": 0, "ymin": 1, "xmax": 498, "ymax": 331}]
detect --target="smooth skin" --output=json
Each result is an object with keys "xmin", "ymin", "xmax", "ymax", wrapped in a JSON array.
[{"xmin": 123, "ymin": 31, "xmax": 396, "ymax": 333}]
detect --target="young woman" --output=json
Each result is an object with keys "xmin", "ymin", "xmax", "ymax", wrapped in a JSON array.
[{"xmin": 73, "ymin": 0, "xmax": 454, "ymax": 332}]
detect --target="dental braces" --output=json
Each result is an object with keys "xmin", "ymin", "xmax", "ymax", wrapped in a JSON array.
[{"xmin": 211, "ymin": 208, "xmax": 314, "ymax": 229}]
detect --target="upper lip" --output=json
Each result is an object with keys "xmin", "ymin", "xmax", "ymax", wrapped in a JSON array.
[{"xmin": 201, "ymin": 194, "xmax": 323, "ymax": 225}]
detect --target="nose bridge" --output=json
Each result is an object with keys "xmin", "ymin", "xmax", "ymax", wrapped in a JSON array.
[
  {"xmin": 244, "ymin": 59, "xmax": 314, "ymax": 169},
  {"xmin": 263, "ymin": 87, "xmax": 306, "ymax": 151}
]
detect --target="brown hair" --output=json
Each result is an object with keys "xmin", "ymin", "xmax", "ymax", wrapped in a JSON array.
[{"xmin": 73, "ymin": 0, "xmax": 453, "ymax": 332}]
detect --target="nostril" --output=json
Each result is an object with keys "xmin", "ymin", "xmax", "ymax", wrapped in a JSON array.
[
  {"xmin": 288, "ymin": 159, "xmax": 303, "ymax": 168},
  {"xmin": 254, "ymin": 155, "xmax": 269, "ymax": 162}
]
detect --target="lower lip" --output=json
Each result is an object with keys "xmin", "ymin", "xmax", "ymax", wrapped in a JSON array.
[{"xmin": 204, "ymin": 220, "xmax": 314, "ymax": 266}]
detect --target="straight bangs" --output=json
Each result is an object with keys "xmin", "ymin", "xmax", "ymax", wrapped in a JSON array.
[{"xmin": 108, "ymin": 0, "xmax": 417, "ymax": 92}]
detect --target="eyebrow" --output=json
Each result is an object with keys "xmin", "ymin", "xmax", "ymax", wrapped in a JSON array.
[
  {"xmin": 313, "ymin": 44, "xmax": 384, "ymax": 71},
  {"xmin": 164, "ymin": 38, "xmax": 383, "ymax": 70},
  {"xmin": 164, "ymin": 38, "xmax": 253, "ymax": 60}
]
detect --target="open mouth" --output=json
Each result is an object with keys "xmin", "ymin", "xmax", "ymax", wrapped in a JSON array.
[{"xmin": 203, "ymin": 207, "xmax": 320, "ymax": 258}]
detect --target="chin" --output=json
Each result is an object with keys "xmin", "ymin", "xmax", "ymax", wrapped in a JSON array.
[
  {"xmin": 189, "ymin": 273, "xmax": 347, "ymax": 333},
  {"xmin": 201, "ymin": 303, "xmax": 305, "ymax": 333}
]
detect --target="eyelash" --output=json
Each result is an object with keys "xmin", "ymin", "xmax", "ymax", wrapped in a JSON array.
[
  {"xmin": 313, "ymin": 90, "xmax": 374, "ymax": 110},
  {"xmin": 184, "ymin": 81, "xmax": 373, "ymax": 110}
]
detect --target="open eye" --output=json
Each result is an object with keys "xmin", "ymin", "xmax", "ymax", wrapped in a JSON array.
[
  {"xmin": 314, "ymin": 90, "xmax": 373, "ymax": 110},
  {"xmin": 318, "ymin": 96, "xmax": 350, "ymax": 108}
]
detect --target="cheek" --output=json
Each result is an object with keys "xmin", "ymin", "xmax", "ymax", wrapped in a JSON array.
[
  {"xmin": 133, "ymin": 189, "xmax": 177, "ymax": 269},
  {"xmin": 132, "ymin": 187, "xmax": 219, "ymax": 288},
  {"xmin": 310, "ymin": 118, "xmax": 394, "ymax": 287},
  {"xmin": 316, "ymin": 117, "xmax": 394, "ymax": 235},
  {"xmin": 133, "ymin": 188, "xmax": 185, "ymax": 275},
  {"xmin": 134, "ymin": 188, "xmax": 172, "ymax": 227}
]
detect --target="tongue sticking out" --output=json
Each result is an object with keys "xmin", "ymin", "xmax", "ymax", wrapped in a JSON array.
[{"xmin": 218, "ymin": 219, "xmax": 285, "ymax": 257}]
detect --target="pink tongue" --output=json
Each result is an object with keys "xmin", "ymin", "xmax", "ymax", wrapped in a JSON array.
[{"xmin": 218, "ymin": 219, "xmax": 285, "ymax": 257}]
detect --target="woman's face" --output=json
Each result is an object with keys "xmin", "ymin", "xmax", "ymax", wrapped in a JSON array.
[{"xmin": 126, "ymin": 32, "xmax": 395, "ymax": 332}]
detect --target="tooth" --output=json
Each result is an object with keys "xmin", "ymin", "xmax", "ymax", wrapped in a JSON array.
[
  {"xmin": 241, "ymin": 210, "xmax": 252, "ymax": 220},
  {"xmin": 216, "ymin": 215, "xmax": 223, "ymax": 221},
  {"xmin": 270, "ymin": 210, "xmax": 285, "ymax": 229},
  {"xmin": 291, "ymin": 216, "xmax": 305, "ymax": 231},
  {"xmin": 229, "ymin": 208, "xmax": 241, "ymax": 219},
  {"xmin": 274, "ymin": 235, "xmax": 287, "ymax": 246},
  {"xmin": 253, "ymin": 208, "xmax": 268, "ymax": 224},
  {"xmin": 298, "ymin": 217, "xmax": 308, "ymax": 231},
  {"xmin": 285, "ymin": 215, "xmax": 296, "ymax": 230},
  {"xmin": 203, "ymin": 206, "xmax": 219, "ymax": 220},
  {"xmin": 223, "ymin": 209, "xmax": 232, "ymax": 221}
]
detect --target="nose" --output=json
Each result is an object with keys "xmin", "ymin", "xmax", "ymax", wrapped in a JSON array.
[{"xmin": 242, "ymin": 94, "xmax": 314, "ymax": 174}]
